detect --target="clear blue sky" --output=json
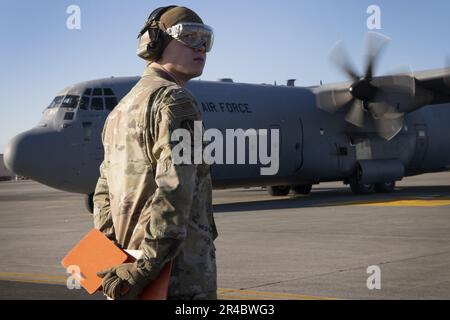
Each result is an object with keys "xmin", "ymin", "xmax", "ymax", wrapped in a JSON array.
[{"xmin": 1, "ymin": 0, "xmax": 449, "ymax": 153}]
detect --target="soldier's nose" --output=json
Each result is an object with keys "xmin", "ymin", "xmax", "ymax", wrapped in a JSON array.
[{"xmin": 196, "ymin": 45, "xmax": 206, "ymax": 53}]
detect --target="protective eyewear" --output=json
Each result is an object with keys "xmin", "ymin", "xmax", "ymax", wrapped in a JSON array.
[{"xmin": 165, "ymin": 23, "xmax": 214, "ymax": 52}]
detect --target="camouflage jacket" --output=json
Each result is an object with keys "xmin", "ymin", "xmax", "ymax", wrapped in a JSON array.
[{"xmin": 93, "ymin": 65, "xmax": 218, "ymax": 297}]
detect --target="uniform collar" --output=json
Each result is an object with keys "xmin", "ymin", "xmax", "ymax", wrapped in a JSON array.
[{"xmin": 142, "ymin": 64, "xmax": 180, "ymax": 84}]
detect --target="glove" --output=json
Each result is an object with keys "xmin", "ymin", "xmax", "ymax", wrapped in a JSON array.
[{"xmin": 97, "ymin": 263, "xmax": 149, "ymax": 300}]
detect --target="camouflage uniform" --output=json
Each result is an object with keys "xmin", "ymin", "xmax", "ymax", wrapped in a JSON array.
[{"xmin": 93, "ymin": 65, "xmax": 218, "ymax": 299}]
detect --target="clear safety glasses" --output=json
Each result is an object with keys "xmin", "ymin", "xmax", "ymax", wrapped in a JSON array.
[{"xmin": 165, "ymin": 23, "xmax": 214, "ymax": 52}]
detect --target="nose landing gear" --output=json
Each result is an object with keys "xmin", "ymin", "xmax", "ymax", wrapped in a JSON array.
[
  {"xmin": 85, "ymin": 193, "xmax": 94, "ymax": 214},
  {"xmin": 267, "ymin": 184, "xmax": 313, "ymax": 196}
]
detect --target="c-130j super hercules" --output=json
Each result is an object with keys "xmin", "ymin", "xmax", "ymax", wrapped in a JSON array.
[{"xmin": 4, "ymin": 33, "xmax": 450, "ymax": 213}]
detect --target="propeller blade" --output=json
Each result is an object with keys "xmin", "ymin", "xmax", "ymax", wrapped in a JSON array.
[
  {"xmin": 363, "ymin": 32, "xmax": 391, "ymax": 79},
  {"xmin": 372, "ymin": 112, "xmax": 404, "ymax": 141},
  {"xmin": 344, "ymin": 99, "xmax": 365, "ymax": 128},
  {"xmin": 375, "ymin": 74, "xmax": 416, "ymax": 96},
  {"xmin": 316, "ymin": 86, "xmax": 354, "ymax": 113},
  {"xmin": 371, "ymin": 73, "xmax": 416, "ymax": 115},
  {"xmin": 330, "ymin": 41, "xmax": 360, "ymax": 82},
  {"xmin": 367, "ymin": 101, "xmax": 392, "ymax": 119}
]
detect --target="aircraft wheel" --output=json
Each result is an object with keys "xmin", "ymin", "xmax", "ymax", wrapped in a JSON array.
[
  {"xmin": 374, "ymin": 181, "xmax": 396, "ymax": 193},
  {"xmin": 85, "ymin": 193, "xmax": 94, "ymax": 214},
  {"xmin": 291, "ymin": 184, "xmax": 312, "ymax": 195},
  {"xmin": 349, "ymin": 179, "xmax": 374, "ymax": 195},
  {"xmin": 268, "ymin": 186, "xmax": 291, "ymax": 196}
]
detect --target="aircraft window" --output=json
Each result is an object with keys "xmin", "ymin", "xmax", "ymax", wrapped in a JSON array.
[
  {"xmin": 93, "ymin": 88, "xmax": 102, "ymax": 96},
  {"xmin": 79, "ymin": 96, "xmax": 90, "ymax": 110},
  {"xmin": 82, "ymin": 122, "xmax": 92, "ymax": 141},
  {"xmin": 91, "ymin": 97, "xmax": 104, "ymax": 111},
  {"xmin": 61, "ymin": 95, "xmax": 80, "ymax": 108},
  {"xmin": 47, "ymin": 96, "xmax": 63, "ymax": 109},
  {"xmin": 103, "ymin": 88, "xmax": 115, "ymax": 96},
  {"xmin": 83, "ymin": 88, "xmax": 92, "ymax": 96},
  {"xmin": 64, "ymin": 112, "xmax": 74, "ymax": 120},
  {"xmin": 105, "ymin": 97, "xmax": 118, "ymax": 111}
]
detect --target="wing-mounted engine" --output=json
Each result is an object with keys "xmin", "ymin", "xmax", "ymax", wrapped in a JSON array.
[{"xmin": 315, "ymin": 32, "xmax": 450, "ymax": 141}]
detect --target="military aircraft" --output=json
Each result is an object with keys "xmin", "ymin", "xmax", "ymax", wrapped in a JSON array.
[{"xmin": 4, "ymin": 33, "xmax": 450, "ymax": 213}]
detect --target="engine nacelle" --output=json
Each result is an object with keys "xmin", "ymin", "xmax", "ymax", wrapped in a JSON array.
[{"xmin": 356, "ymin": 159, "xmax": 404, "ymax": 184}]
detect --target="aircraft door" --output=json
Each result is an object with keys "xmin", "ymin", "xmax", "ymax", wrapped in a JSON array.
[
  {"xmin": 295, "ymin": 118, "xmax": 304, "ymax": 172},
  {"xmin": 274, "ymin": 117, "xmax": 303, "ymax": 176},
  {"xmin": 410, "ymin": 124, "xmax": 428, "ymax": 170},
  {"xmin": 82, "ymin": 121, "xmax": 93, "ymax": 142}
]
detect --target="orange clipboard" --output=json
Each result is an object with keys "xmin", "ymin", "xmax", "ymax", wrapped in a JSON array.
[{"xmin": 61, "ymin": 228, "xmax": 172, "ymax": 300}]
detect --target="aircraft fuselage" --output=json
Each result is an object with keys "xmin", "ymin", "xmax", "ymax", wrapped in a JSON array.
[{"xmin": 5, "ymin": 77, "xmax": 450, "ymax": 195}]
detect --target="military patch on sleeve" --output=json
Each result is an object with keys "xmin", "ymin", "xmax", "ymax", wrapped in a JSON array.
[
  {"xmin": 164, "ymin": 88, "xmax": 199, "ymax": 120},
  {"xmin": 168, "ymin": 102, "xmax": 198, "ymax": 119},
  {"xmin": 169, "ymin": 88, "xmax": 189, "ymax": 103}
]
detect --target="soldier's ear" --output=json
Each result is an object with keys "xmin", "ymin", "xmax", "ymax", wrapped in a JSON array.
[{"xmin": 155, "ymin": 39, "xmax": 175, "ymax": 63}]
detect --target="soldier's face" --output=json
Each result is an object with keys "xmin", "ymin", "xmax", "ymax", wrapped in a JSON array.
[{"xmin": 159, "ymin": 39, "xmax": 207, "ymax": 83}]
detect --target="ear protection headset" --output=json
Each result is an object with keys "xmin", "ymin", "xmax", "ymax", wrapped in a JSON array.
[{"xmin": 136, "ymin": 5, "xmax": 177, "ymax": 61}]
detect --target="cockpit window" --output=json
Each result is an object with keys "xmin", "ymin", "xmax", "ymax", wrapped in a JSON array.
[
  {"xmin": 47, "ymin": 96, "xmax": 64, "ymax": 109},
  {"xmin": 105, "ymin": 97, "xmax": 118, "ymax": 110},
  {"xmin": 60, "ymin": 95, "xmax": 80, "ymax": 108},
  {"xmin": 103, "ymin": 88, "xmax": 115, "ymax": 96},
  {"xmin": 91, "ymin": 97, "xmax": 104, "ymax": 110},
  {"xmin": 70, "ymin": 87, "xmax": 118, "ymax": 111},
  {"xmin": 79, "ymin": 96, "xmax": 90, "ymax": 110}
]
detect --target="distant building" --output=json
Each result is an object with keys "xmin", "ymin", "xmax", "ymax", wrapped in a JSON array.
[{"xmin": 0, "ymin": 154, "xmax": 14, "ymax": 181}]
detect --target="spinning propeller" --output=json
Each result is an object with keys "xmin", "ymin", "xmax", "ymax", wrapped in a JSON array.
[{"xmin": 316, "ymin": 32, "xmax": 417, "ymax": 141}]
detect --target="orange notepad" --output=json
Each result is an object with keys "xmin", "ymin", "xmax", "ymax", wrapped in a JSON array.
[{"xmin": 61, "ymin": 228, "xmax": 172, "ymax": 300}]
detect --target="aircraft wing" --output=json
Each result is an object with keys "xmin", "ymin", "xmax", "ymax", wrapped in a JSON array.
[
  {"xmin": 314, "ymin": 66, "xmax": 450, "ymax": 140},
  {"xmin": 414, "ymin": 67, "xmax": 450, "ymax": 105}
]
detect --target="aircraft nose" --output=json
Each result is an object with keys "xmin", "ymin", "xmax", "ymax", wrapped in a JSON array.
[
  {"xmin": 4, "ymin": 130, "xmax": 37, "ymax": 177},
  {"xmin": 4, "ymin": 128, "xmax": 88, "ymax": 193},
  {"xmin": 4, "ymin": 129, "xmax": 64, "ymax": 179}
]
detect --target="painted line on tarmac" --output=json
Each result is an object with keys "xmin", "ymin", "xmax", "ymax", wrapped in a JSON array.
[
  {"xmin": 218, "ymin": 288, "xmax": 337, "ymax": 300},
  {"xmin": 0, "ymin": 272, "xmax": 67, "ymax": 283},
  {"xmin": 355, "ymin": 199, "xmax": 450, "ymax": 207},
  {"xmin": 320, "ymin": 196, "xmax": 450, "ymax": 208},
  {"xmin": 0, "ymin": 272, "xmax": 336, "ymax": 300}
]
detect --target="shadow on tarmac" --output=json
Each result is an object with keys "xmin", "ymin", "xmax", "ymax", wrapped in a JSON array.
[{"xmin": 213, "ymin": 185, "xmax": 450, "ymax": 213}]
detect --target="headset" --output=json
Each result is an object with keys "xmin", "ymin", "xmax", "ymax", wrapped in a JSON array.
[{"xmin": 136, "ymin": 5, "xmax": 177, "ymax": 61}]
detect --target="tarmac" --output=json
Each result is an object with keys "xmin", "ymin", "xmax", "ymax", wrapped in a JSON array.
[{"xmin": 1, "ymin": 172, "xmax": 450, "ymax": 300}]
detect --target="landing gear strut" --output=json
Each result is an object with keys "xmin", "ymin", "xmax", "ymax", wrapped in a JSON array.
[
  {"xmin": 374, "ymin": 181, "xmax": 396, "ymax": 193},
  {"xmin": 291, "ymin": 184, "xmax": 312, "ymax": 195},
  {"xmin": 268, "ymin": 186, "xmax": 291, "ymax": 196},
  {"xmin": 85, "ymin": 193, "xmax": 94, "ymax": 214},
  {"xmin": 349, "ymin": 178, "xmax": 396, "ymax": 195},
  {"xmin": 349, "ymin": 179, "xmax": 375, "ymax": 195}
]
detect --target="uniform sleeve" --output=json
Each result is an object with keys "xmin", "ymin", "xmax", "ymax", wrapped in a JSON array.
[
  {"xmin": 137, "ymin": 88, "xmax": 199, "ymax": 280},
  {"xmin": 93, "ymin": 120, "xmax": 116, "ymax": 242}
]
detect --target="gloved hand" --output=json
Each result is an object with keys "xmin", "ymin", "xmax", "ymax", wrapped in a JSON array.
[{"xmin": 97, "ymin": 263, "xmax": 149, "ymax": 300}]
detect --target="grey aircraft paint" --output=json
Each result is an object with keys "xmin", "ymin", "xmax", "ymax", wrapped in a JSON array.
[{"xmin": 4, "ymin": 69, "xmax": 450, "ymax": 197}]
